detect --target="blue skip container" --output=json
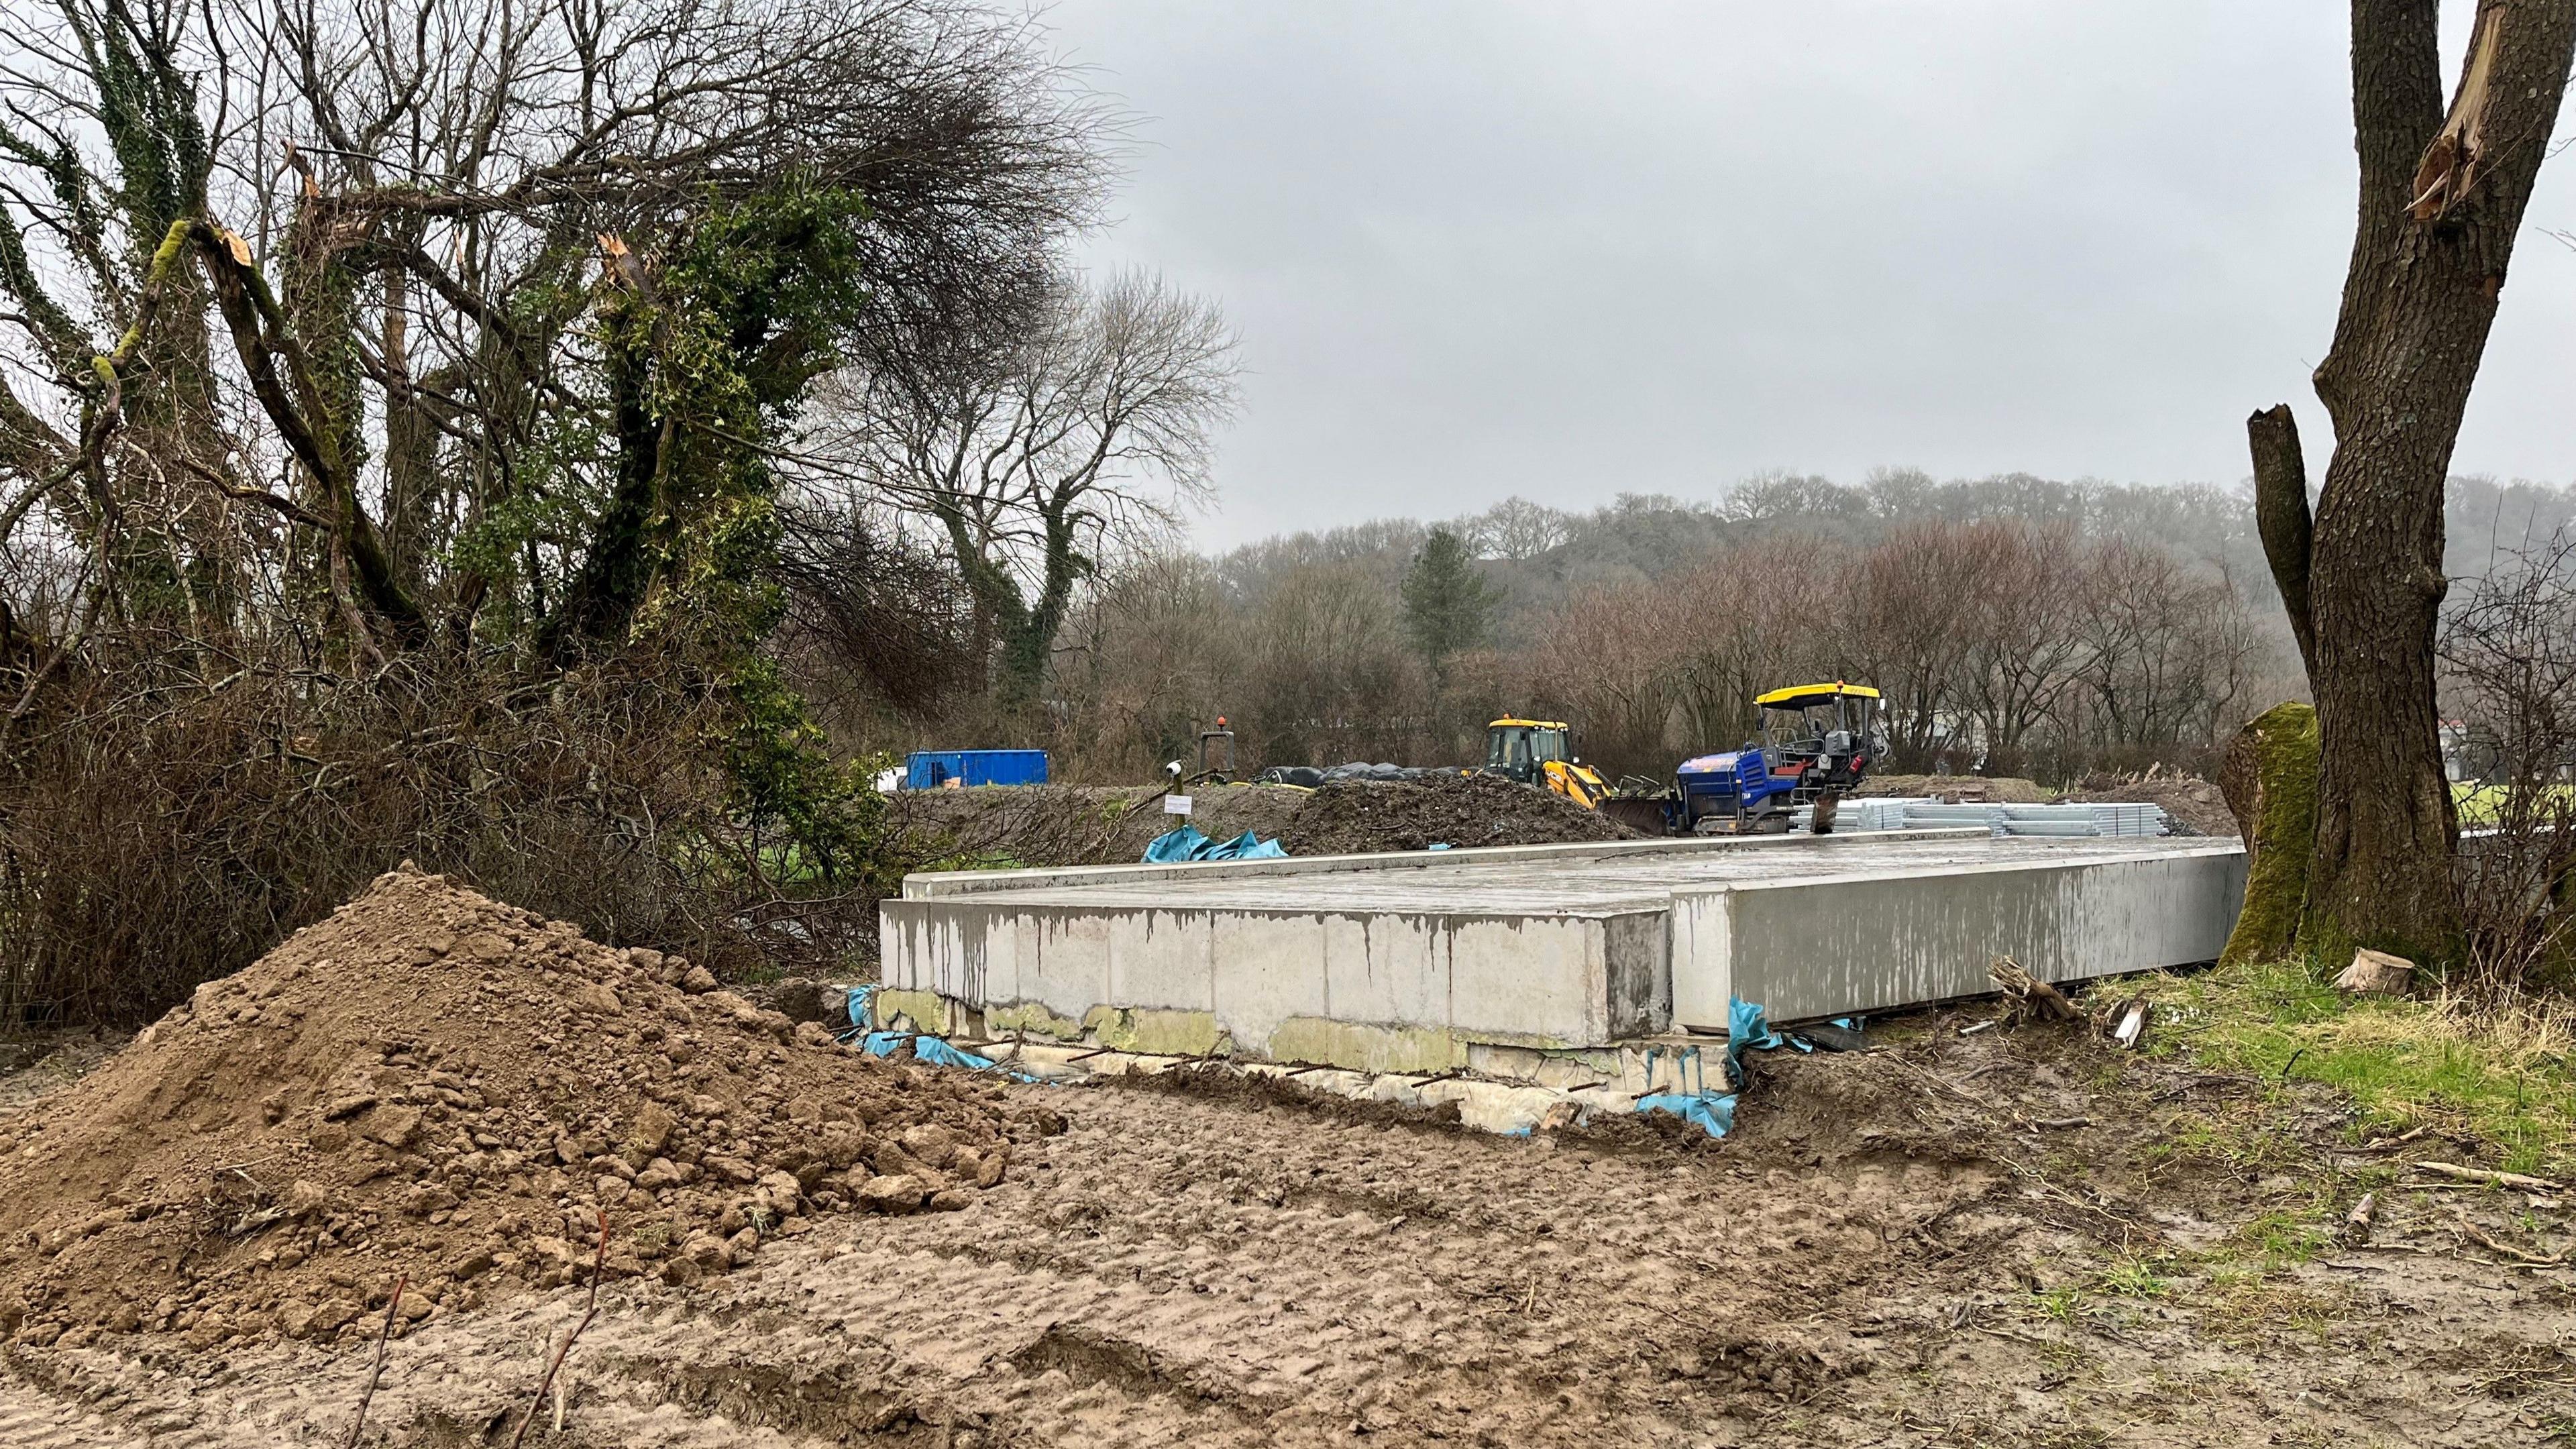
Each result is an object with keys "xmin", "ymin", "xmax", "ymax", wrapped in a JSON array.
[{"xmin": 904, "ymin": 749, "xmax": 1050, "ymax": 790}]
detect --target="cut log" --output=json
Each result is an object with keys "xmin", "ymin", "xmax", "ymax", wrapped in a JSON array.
[{"xmin": 2336, "ymin": 948, "xmax": 2416, "ymax": 996}]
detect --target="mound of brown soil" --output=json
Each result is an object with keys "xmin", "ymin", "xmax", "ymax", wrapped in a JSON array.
[
  {"xmin": 894, "ymin": 774, "xmax": 1640, "ymax": 866},
  {"xmin": 1851, "ymin": 773, "xmax": 2051, "ymax": 804},
  {"xmin": 0, "ymin": 866, "xmax": 1034, "ymax": 1354},
  {"xmin": 2061, "ymin": 774, "xmax": 2233, "ymax": 838},
  {"xmin": 891, "ymin": 783, "xmax": 1311, "ymax": 867},
  {"xmin": 1281, "ymin": 772, "xmax": 1643, "ymax": 855}
]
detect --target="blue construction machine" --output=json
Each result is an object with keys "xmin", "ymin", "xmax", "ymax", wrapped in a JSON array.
[{"xmin": 1602, "ymin": 682, "xmax": 1884, "ymax": 835}]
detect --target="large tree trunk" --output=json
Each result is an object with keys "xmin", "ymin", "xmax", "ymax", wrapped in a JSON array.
[{"xmin": 2251, "ymin": 0, "xmax": 2576, "ymax": 964}]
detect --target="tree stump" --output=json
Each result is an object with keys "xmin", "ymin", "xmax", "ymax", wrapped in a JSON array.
[
  {"xmin": 2334, "ymin": 948, "xmax": 2416, "ymax": 996},
  {"xmin": 2218, "ymin": 702, "xmax": 2320, "ymax": 969}
]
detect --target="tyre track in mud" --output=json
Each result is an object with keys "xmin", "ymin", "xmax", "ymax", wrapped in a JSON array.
[
  {"xmin": 0, "ymin": 1079, "xmax": 1972, "ymax": 1446},
  {"xmin": 12, "ymin": 1046, "xmax": 2576, "ymax": 1447}
]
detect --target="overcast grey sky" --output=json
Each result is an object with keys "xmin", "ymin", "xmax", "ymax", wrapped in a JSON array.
[{"xmin": 1043, "ymin": 1, "xmax": 2576, "ymax": 547}]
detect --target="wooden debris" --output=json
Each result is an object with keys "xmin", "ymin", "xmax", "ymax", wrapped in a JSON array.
[
  {"xmin": 2458, "ymin": 1216, "xmax": 2567, "ymax": 1268},
  {"xmin": 1989, "ymin": 957, "xmax": 2080, "ymax": 1022},
  {"xmin": 2341, "ymin": 1191, "xmax": 2377, "ymax": 1246},
  {"xmin": 2105, "ymin": 996, "xmax": 2150, "ymax": 1051},
  {"xmin": 2336, "ymin": 948, "xmax": 2416, "ymax": 996},
  {"xmin": 2412, "ymin": 1161, "xmax": 2566, "ymax": 1193}
]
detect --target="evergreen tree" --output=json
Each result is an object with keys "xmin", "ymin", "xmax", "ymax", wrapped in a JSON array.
[{"xmin": 1401, "ymin": 527, "xmax": 1503, "ymax": 674}]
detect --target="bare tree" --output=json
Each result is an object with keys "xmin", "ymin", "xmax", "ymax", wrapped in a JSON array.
[
  {"xmin": 1529, "ymin": 577, "xmax": 1680, "ymax": 775},
  {"xmin": 1955, "ymin": 522, "xmax": 2086, "ymax": 775},
  {"xmin": 0, "ymin": 0, "xmax": 1124, "ymax": 1020},
  {"xmin": 2070, "ymin": 539, "xmax": 2261, "ymax": 754},
  {"xmin": 1662, "ymin": 537, "xmax": 1841, "ymax": 753},
  {"xmin": 1461, "ymin": 496, "xmax": 1574, "ymax": 561},
  {"xmin": 826, "ymin": 268, "xmax": 1239, "ymax": 708},
  {"xmin": 1244, "ymin": 560, "xmax": 1419, "ymax": 766},
  {"xmin": 0, "ymin": 0, "xmax": 1109, "ymax": 662},
  {"xmin": 2440, "ymin": 527, "xmax": 2576, "ymax": 987},
  {"xmin": 1049, "ymin": 549, "xmax": 1242, "ymax": 775},
  {"xmin": 1842, "ymin": 521, "xmax": 1987, "ymax": 767},
  {"xmin": 2246, "ymin": 0, "xmax": 2576, "ymax": 962}
]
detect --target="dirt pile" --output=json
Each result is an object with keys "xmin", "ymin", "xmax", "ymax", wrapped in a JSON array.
[
  {"xmin": 891, "ymin": 783, "xmax": 1309, "ymax": 867},
  {"xmin": 0, "ymin": 866, "xmax": 1038, "ymax": 1355},
  {"xmin": 894, "ymin": 774, "xmax": 1641, "ymax": 866},
  {"xmin": 1851, "ymin": 773, "xmax": 2051, "ymax": 803},
  {"xmin": 2062, "ymin": 773, "xmax": 2234, "ymax": 837},
  {"xmin": 1281, "ymin": 771, "xmax": 1643, "ymax": 855}
]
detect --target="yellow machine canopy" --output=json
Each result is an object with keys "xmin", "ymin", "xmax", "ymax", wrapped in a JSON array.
[{"xmin": 1752, "ymin": 683, "xmax": 1881, "ymax": 710}]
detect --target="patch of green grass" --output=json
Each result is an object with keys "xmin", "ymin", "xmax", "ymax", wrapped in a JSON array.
[
  {"xmin": 2030, "ymin": 1285, "xmax": 2084, "ymax": 1324},
  {"xmin": 2143, "ymin": 1104, "xmax": 2312, "ymax": 1181},
  {"xmin": 2237, "ymin": 1208, "xmax": 2333, "ymax": 1269},
  {"xmin": 2453, "ymin": 780, "xmax": 2576, "ymax": 827},
  {"xmin": 2092, "ymin": 1257, "xmax": 2170, "ymax": 1298},
  {"xmin": 2136, "ymin": 959, "xmax": 2576, "ymax": 1177}
]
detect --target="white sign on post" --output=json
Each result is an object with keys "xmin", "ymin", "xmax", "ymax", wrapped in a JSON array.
[{"xmin": 1164, "ymin": 794, "xmax": 1193, "ymax": 815}]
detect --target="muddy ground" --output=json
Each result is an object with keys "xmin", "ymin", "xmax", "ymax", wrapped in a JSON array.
[{"xmin": 6, "ymin": 1002, "xmax": 2573, "ymax": 1448}]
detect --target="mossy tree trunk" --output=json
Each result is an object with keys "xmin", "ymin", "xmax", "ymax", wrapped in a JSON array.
[{"xmin": 2218, "ymin": 702, "xmax": 2320, "ymax": 969}]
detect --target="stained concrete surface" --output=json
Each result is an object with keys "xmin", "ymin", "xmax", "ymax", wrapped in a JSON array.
[{"xmin": 880, "ymin": 834, "xmax": 2247, "ymax": 1070}]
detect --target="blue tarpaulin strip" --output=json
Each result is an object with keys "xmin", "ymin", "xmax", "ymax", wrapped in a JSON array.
[
  {"xmin": 1635, "ymin": 994, "xmax": 1823, "ymax": 1140},
  {"xmin": 1144, "ymin": 825, "xmax": 1289, "ymax": 862},
  {"xmin": 833, "ymin": 981, "xmax": 1039, "ymax": 1081},
  {"xmin": 1634, "ymin": 1091, "xmax": 1737, "ymax": 1136},
  {"xmin": 833, "ymin": 983, "xmax": 878, "ymax": 1042}
]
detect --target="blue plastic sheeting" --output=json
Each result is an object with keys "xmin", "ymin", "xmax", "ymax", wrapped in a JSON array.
[
  {"xmin": 839, "ymin": 983, "xmax": 877, "ymax": 1035},
  {"xmin": 1634, "ymin": 995, "xmax": 1819, "ymax": 1140},
  {"xmin": 1728, "ymin": 996, "xmax": 1807, "ymax": 1069},
  {"xmin": 1633, "ymin": 1091, "xmax": 1737, "ymax": 1137},
  {"xmin": 1142, "ymin": 825, "xmax": 1289, "ymax": 862},
  {"xmin": 831, "ymin": 981, "xmax": 1038, "ymax": 1081},
  {"xmin": 851, "ymin": 1030, "xmax": 1041, "ymax": 1083}
]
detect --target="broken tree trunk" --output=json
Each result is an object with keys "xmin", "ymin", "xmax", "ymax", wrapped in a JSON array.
[
  {"xmin": 2218, "ymin": 702, "xmax": 2320, "ymax": 969},
  {"xmin": 2247, "ymin": 0, "xmax": 2576, "ymax": 968},
  {"xmin": 1989, "ymin": 957, "xmax": 2079, "ymax": 1023}
]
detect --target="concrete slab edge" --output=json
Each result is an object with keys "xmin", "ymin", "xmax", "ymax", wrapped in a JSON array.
[{"xmin": 898, "ymin": 825, "xmax": 1994, "ymax": 900}]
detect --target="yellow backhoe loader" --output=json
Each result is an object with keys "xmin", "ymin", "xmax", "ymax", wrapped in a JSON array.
[{"xmin": 1484, "ymin": 718, "xmax": 1614, "ymax": 808}]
